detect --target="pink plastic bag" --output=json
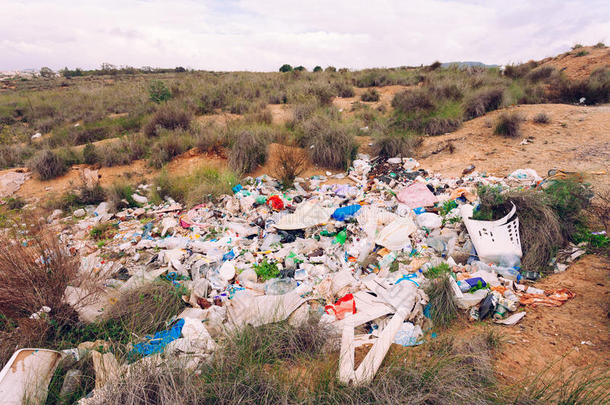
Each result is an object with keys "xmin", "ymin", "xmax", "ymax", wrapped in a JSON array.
[{"xmin": 397, "ymin": 183, "xmax": 438, "ymax": 209}]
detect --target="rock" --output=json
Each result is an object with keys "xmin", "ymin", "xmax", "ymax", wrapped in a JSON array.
[
  {"xmin": 49, "ymin": 209, "xmax": 63, "ymax": 221},
  {"xmin": 73, "ymin": 208, "xmax": 86, "ymax": 218},
  {"xmin": 94, "ymin": 202, "xmax": 110, "ymax": 216}
]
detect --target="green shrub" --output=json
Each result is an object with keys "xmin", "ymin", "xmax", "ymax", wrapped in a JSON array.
[
  {"xmin": 279, "ymin": 64, "xmax": 293, "ymax": 73},
  {"xmin": 27, "ymin": 149, "xmax": 67, "ymax": 180},
  {"xmin": 313, "ymin": 66, "xmax": 322, "ymax": 72},
  {"xmin": 253, "ymin": 259, "xmax": 280, "ymax": 281},
  {"xmin": 575, "ymin": 50, "xmax": 589, "ymax": 57},
  {"xmin": 148, "ymin": 80, "xmax": 171, "ymax": 103},
  {"xmin": 83, "ymin": 143, "xmax": 98, "ymax": 165},
  {"xmin": 571, "ymin": 43, "xmax": 584, "ymax": 50},
  {"xmin": 543, "ymin": 179, "xmax": 592, "ymax": 241}
]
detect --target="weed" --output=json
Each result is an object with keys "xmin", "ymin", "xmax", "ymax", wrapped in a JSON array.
[
  {"xmin": 5, "ymin": 196, "xmax": 25, "ymax": 210},
  {"xmin": 526, "ymin": 66, "xmax": 556, "ymax": 82},
  {"xmin": 494, "ymin": 112, "xmax": 523, "ymax": 138},
  {"xmin": 89, "ymin": 222, "xmax": 118, "ymax": 241},
  {"xmin": 334, "ymin": 81, "xmax": 355, "ymax": 98},
  {"xmin": 572, "ymin": 44, "xmax": 584, "ymax": 50},
  {"xmin": 303, "ymin": 114, "xmax": 358, "ymax": 170},
  {"xmin": 148, "ymin": 130, "xmax": 192, "ymax": 169},
  {"xmin": 253, "ymin": 258, "xmax": 280, "ymax": 281},
  {"xmin": 575, "ymin": 50, "xmax": 589, "ymax": 57},
  {"xmin": 594, "ymin": 42, "xmax": 606, "ymax": 48},
  {"xmin": 27, "ymin": 149, "xmax": 67, "ymax": 180},
  {"xmin": 424, "ymin": 262, "xmax": 452, "ymax": 279},
  {"xmin": 148, "ymin": 80, "xmax": 171, "ymax": 103},
  {"xmin": 107, "ymin": 182, "xmax": 140, "ymax": 210},
  {"xmin": 153, "ymin": 164, "xmax": 238, "ymax": 206}
]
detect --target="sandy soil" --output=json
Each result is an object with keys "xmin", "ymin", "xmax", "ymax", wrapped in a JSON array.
[
  {"xmin": 538, "ymin": 46, "xmax": 610, "ymax": 80},
  {"xmin": 332, "ymin": 84, "xmax": 413, "ymax": 113},
  {"xmin": 492, "ymin": 254, "xmax": 609, "ymax": 383},
  {"xmin": 418, "ymin": 103, "xmax": 610, "ymax": 192}
]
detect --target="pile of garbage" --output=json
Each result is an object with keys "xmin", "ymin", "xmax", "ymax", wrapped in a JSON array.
[{"xmin": 1, "ymin": 155, "xmax": 579, "ymax": 400}]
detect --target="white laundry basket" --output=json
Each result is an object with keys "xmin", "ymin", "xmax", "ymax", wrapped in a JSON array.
[{"xmin": 460, "ymin": 202, "xmax": 522, "ymax": 264}]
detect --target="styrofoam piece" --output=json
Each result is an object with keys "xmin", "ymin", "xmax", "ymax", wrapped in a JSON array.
[{"xmin": 0, "ymin": 348, "xmax": 62, "ymax": 405}]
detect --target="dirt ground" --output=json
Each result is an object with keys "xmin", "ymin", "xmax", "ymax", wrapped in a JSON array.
[
  {"xmin": 418, "ymin": 103, "xmax": 610, "ymax": 193},
  {"xmin": 490, "ymin": 254, "xmax": 609, "ymax": 384},
  {"xmin": 538, "ymin": 45, "xmax": 609, "ymax": 80}
]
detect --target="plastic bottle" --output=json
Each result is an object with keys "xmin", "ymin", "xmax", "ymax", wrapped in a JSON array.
[
  {"xmin": 264, "ymin": 278, "xmax": 297, "ymax": 295},
  {"xmin": 497, "ymin": 254, "xmax": 521, "ymax": 268},
  {"xmin": 333, "ymin": 230, "xmax": 347, "ymax": 245},
  {"xmin": 494, "ymin": 266, "xmax": 522, "ymax": 282}
]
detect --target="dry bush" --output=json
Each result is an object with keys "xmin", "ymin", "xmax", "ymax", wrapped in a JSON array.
[
  {"xmin": 526, "ymin": 66, "xmax": 556, "ymax": 82},
  {"xmin": 463, "ymin": 87, "xmax": 504, "ymax": 119},
  {"xmin": 228, "ymin": 130, "xmax": 269, "ymax": 174},
  {"xmin": 504, "ymin": 61, "xmax": 538, "ymax": 79},
  {"xmin": 428, "ymin": 83, "xmax": 463, "ymax": 101},
  {"xmin": 334, "ymin": 81, "xmax": 355, "ymax": 98},
  {"xmin": 273, "ymin": 145, "xmax": 307, "ymax": 188},
  {"xmin": 303, "ymin": 116, "xmax": 358, "ymax": 170},
  {"xmin": 373, "ymin": 133, "xmax": 421, "ymax": 158},
  {"xmin": 245, "ymin": 109, "xmax": 273, "ymax": 125},
  {"xmin": 425, "ymin": 117, "xmax": 462, "ymax": 135},
  {"xmin": 533, "ymin": 112, "xmax": 550, "ymax": 124},
  {"xmin": 144, "ymin": 104, "xmax": 191, "ymax": 137},
  {"xmin": 391, "ymin": 89, "xmax": 435, "ymax": 113},
  {"xmin": 194, "ymin": 126, "xmax": 227, "ymax": 155},
  {"xmin": 588, "ymin": 191, "xmax": 610, "ymax": 233},
  {"xmin": 494, "ymin": 112, "xmax": 523, "ymax": 138},
  {"xmin": 148, "ymin": 130, "xmax": 192, "ymax": 168},
  {"xmin": 27, "ymin": 149, "xmax": 67, "ymax": 180},
  {"xmin": 0, "ymin": 223, "xmax": 103, "ymax": 366},
  {"xmin": 360, "ymin": 88, "xmax": 380, "ymax": 102}
]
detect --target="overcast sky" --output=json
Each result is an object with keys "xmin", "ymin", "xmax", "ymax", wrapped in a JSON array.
[{"xmin": 1, "ymin": 0, "xmax": 608, "ymax": 72}]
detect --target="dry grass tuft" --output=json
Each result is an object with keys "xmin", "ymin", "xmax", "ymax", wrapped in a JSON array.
[
  {"xmin": 494, "ymin": 112, "xmax": 523, "ymax": 138},
  {"xmin": 144, "ymin": 104, "xmax": 191, "ymax": 137},
  {"xmin": 273, "ymin": 145, "xmax": 307, "ymax": 189},
  {"xmin": 27, "ymin": 149, "xmax": 67, "ymax": 180},
  {"xmin": 228, "ymin": 130, "xmax": 269, "ymax": 174},
  {"xmin": 463, "ymin": 87, "xmax": 504, "ymax": 119}
]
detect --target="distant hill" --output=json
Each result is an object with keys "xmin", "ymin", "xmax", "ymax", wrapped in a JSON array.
[{"xmin": 441, "ymin": 61, "xmax": 499, "ymax": 69}]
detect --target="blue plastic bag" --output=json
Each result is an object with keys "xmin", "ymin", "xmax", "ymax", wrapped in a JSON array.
[
  {"xmin": 331, "ymin": 205, "xmax": 361, "ymax": 221},
  {"xmin": 130, "ymin": 319, "xmax": 185, "ymax": 358}
]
